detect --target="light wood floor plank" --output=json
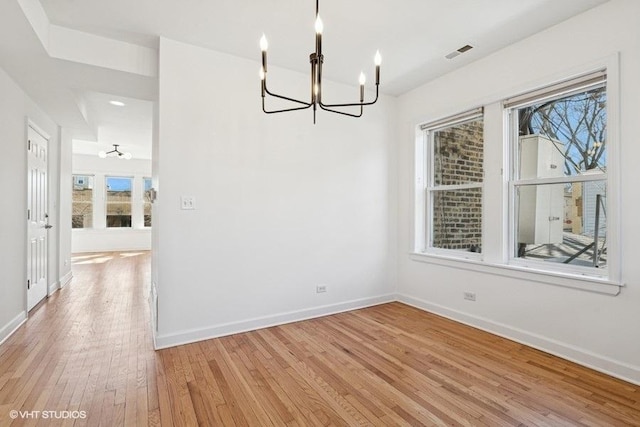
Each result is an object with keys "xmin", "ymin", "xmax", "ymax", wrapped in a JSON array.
[{"xmin": 1, "ymin": 251, "xmax": 639, "ymax": 426}]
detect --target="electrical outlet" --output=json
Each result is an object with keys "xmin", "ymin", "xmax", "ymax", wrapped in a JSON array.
[
  {"xmin": 181, "ymin": 196, "xmax": 196, "ymax": 210},
  {"xmin": 463, "ymin": 291, "xmax": 476, "ymax": 301},
  {"xmin": 316, "ymin": 285, "xmax": 327, "ymax": 293}
]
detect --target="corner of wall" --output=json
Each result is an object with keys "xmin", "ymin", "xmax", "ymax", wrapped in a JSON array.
[
  {"xmin": 154, "ymin": 294, "xmax": 396, "ymax": 350},
  {"xmin": 0, "ymin": 311, "xmax": 27, "ymax": 347},
  {"xmin": 396, "ymin": 293, "xmax": 640, "ymax": 386}
]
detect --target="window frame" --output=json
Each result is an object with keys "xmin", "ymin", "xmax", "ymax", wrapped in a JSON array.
[
  {"xmin": 416, "ymin": 108, "xmax": 484, "ymax": 260},
  {"xmin": 506, "ymin": 71, "xmax": 611, "ymax": 279},
  {"xmin": 143, "ymin": 177, "xmax": 152, "ymax": 228},
  {"xmin": 105, "ymin": 175, "xmax": 134, "ymax": 229},
  {"xmin": 72, "ymin": 174, "xmax": 95, "ymax": 229}
]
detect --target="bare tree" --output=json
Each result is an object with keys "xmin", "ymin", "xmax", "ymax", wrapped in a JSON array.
[{"xmin": 518, "ymin": 86, "xmax": 606, "ymax": 175}]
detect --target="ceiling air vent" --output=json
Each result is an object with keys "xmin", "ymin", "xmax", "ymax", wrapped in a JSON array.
[{"xmin": 445, "ymin": 44, "xmax": 474, "ymax": 60}]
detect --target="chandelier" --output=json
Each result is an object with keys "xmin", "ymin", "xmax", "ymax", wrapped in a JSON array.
[
  {"xmin": 259, "ymin": 0, "xmax": 381, "ymax": 124},
  {"xmin": 98, "ymin": 144, "xmax": 132, "ymax": 160}
]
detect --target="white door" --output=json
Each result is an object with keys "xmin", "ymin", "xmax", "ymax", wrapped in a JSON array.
[{"xmin": 27, "ymin": 125, "xmax": 49, "ymax": 311}]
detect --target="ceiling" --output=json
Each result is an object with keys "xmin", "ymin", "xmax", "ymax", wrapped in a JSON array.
[{"xmin": 1, "ymin": 0, "xmax": 609, "ymax": 159}]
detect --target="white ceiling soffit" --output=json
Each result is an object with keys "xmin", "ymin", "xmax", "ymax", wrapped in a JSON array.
[
  {"xmin": 18, "ymin": 0, "xmax": 157, "ymax": 77},
  {"xmin": 1, "ymin": 0, "xmax": 609, "ymax": 152},
  {"xmin": 37, "ymin": 0, "xmax": 609, "ymax": 96},
  {"xmin": 0, "ymin": 0, "xmax": 156, "ymax": 142}
]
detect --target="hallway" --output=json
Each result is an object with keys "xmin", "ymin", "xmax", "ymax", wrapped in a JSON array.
[{"xmin": 0, "ymin": 252, "xmax": 160, "ymax": 425}]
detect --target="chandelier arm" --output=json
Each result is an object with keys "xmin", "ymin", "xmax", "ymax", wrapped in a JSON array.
[
  {"xmin": 263, "ymin": 98, "xmax": 313, "ymax": 114},
  {"xmin": 265, "ymin": 85, "xmax": 312, "ymax": 107},
  {"xmin": 318, "ymin": 103, "xmax": 363, "ymax": 118},
  {"xmin": 319, "ymin": 85, "xmax": 379, "ymax": 108}
]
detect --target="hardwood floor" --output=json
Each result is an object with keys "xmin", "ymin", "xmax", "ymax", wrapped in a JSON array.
[
  {"xmin": 0, "ymin": 251, "xmax": 158, "ymax": 426},
  {"xmin": 1, "ymin": 251, "xmax": 639, "ymax": 426}
]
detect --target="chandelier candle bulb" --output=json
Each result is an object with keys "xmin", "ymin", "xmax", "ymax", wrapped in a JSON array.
[
  {"xmin": 375, "ymin": 50, "xmax": 381, "ymax": 84},
  {"xmin": 315, "ymin": 16, "xmax": 323, "ymax": 34},
  {"xmin": 260, "ymin": 34, "xmax": 268, "ymax": 71},
  {"xmin": 315, "ymin": 16, "xmax": 323, "ymax": 56},
  {"xmin": 359, "ymin": 72, "xmax": 366, "ymax": 102}
]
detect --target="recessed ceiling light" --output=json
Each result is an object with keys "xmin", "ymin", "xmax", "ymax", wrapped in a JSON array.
[{"xmin": 109, "ymin": 100, "xmax": 126, "ymax": 106}]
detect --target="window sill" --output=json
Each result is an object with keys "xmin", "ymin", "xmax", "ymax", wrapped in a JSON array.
[
  {"xmin": 409, "ymin": 252, "xmax": 622, "ymax": 295},
  {"xmin": 72, "ymin": 228, "xmax": 151, "ymax": 232}
]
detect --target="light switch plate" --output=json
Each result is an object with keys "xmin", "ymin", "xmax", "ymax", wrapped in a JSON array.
[{"xmin": 181, "ymin": 196, "xmax": 195, "ymax": 210}]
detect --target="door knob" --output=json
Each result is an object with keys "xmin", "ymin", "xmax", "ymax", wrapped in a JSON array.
[{"xmin": 45, "ymin": 224, "xmax": 53, "ymax": 229}]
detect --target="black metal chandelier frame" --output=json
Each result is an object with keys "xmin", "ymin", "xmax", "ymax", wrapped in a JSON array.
[
  {"xmin": 260, "ymin": 0, "xmax": 381, "ymax": 124},
  {"xmin": 99, "ymin": 144, "xmax": 132, "ymax": 159}
]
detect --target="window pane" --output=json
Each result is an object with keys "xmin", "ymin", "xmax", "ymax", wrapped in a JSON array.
[
  {"xmin": 143, "ymin": 177, "xmax": 152, "ymax": 227},
  {"xmin": 72, "ymin": 175, "xmax": 93, "ymax": 228},
  {"xmin": 431, "ymin": 188, "xmax": 482, "ymax": 252},
  {"xmin": 515, "ymin": 181, "xmax": 606, "ymax": 268},
  {"xmin": 106, "ymin": 176, "xmax": 132, "ymax": 228},
  {"xmin": 517, "ymin": 85, "xmax": 606, "ymax": 178},
  {"xmin": 433, "ymin": 117, "xmax": 484, "ymax": 186}
]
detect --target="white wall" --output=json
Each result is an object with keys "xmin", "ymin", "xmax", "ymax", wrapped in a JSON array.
[
  {"xmin": 71, "ymin": 153, "xmax": 152, "ymax": 253},
  {"xmin": 47, "ymin": 126, "xmax": 60, "ymax": 295},
  {"xmin": 58, "ymin": 129, "xmax": 73, "ymax": 286},
  {"xmin": 396, "ymin": 0, "xmax": 640, "ymax": 384},
  {"xmin": 0, "ymin": 65, "xmax": 59, "ymax": 344},
  {"xmin": 155, "ymin": 37, "xmax": 397, "ymax": 347}
]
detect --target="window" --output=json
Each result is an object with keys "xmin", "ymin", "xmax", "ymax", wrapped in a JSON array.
[
  {"xmin": 72, "ymin": 175, "xmax": 94, "ymax": 228},
  {"xmin": 507, "ymin": 71, "xmax": 607, "ymax": 274},
  {"xmin": 106, "ymin": 176, "xmax": 132, "ymax": 228},
  {"xmin": 419, "ymin": 109, "xmax": 484, "ymax": 256},
  {"xmin": 143, "ymin": 177, "xmax": 152, "ymax": 227}
]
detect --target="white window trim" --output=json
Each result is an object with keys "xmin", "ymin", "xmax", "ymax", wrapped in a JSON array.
[
  {"xmin": 415, "ymin": 108, "xmax": 484, "ymax": 260},
  {"xmin": 506, "ymin": 70, "xmax": 616, "ymax": 280},
  {"xmin": 411, "ymin": 54, "xmax": 622, "ymax": 294},
  {"xmin": 409, "ymin": 251, "xmax": 621, "ymax": 295}
]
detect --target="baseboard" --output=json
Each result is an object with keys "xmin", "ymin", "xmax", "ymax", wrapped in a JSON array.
[
  {"xmin": 149, "ymin": 281, "xmax": 158, "ymax": 349},
  {"xmin": 48, "ymin": 281, "xmax": 60, "ymax": 295},
  {"xmin": 0, "ymin": 311, "xmax": 27, "ymax": 346},
  {"xmin": 154, "ymin": 293, "xmax": 396, "ymax": 350},
  {"xmin": 154, "ymin": 291, "xmax": 640, "ymax": 385},
  {"xmin": 60, "ymin": 271, "xmax": 73, "ymax": 288},
  {"xmin": 72, "ymin": 247, "xmax": 151, "ymax": 254},
  {"xmin": 397, "ymin": 293, "xmax": 640, "ymax": 386},
  {"xmin": 48, "ymin": 271, "xmax": 74, "ymax": 295}
]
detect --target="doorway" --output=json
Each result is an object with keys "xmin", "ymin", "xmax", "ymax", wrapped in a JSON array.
[{"xmin": 27, "ymin": 124, "xmax": 50, "ymax": 311}]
